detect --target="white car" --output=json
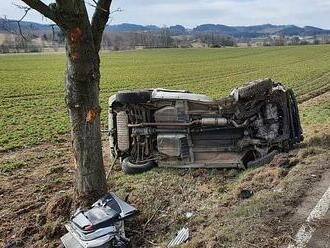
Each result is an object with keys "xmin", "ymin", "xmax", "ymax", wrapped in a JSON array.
[{"xmin": 108, "ymin": 79, "xmax": 303, "ymax": 174}]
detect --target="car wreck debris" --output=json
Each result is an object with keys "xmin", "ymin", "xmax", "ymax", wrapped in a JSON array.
[
  {"xmin": 240, "ymin": 189, "xmax": 254, "ymax": 199},
  {"xmin": 61, "ymin": 193, "xmax": 137, "ymax": 248},
  {"xmin": 108, "ymin": 79, "xmax": 303, "ymax": 174},
  {"xmin": 167, "ymin": 227, "xmax": 190, "ymax": 247},
  {"xmin": 185, "ymin": 212, "xmax": 194, "ymax": 218}
]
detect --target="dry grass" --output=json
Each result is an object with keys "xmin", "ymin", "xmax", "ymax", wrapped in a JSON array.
[{"xmin": 0, "ymin": 125, "xmax": 329, "ymax": 248}]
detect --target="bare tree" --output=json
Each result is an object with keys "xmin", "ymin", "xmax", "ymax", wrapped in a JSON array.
[{"xmin": 20, "ymin": 0, "xmax": 113, "ymax": 203}]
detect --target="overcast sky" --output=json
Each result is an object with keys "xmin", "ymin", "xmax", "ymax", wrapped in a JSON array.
[{"xmin": 1, "ymin": 0, "xmax": 330, "ymax": 29}]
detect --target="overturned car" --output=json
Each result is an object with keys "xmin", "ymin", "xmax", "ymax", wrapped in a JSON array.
[{"xmin": 108, "ymin": 79, "xmax": 303, "ymax": 174}]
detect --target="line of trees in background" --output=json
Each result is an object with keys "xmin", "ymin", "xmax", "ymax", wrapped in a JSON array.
[
  {"xmin": 0, "ymin": 28, "xmax": 66, "ymax": 53},
  {"xmin": 0, "ymin": 36, "xmax": 62, "ymax": 53},
  {"xmin": 101, "ymin": 28, "xmax": 237, "ymax": 50},
  {"xmin": 0, "ymin": 26, "xmax": 237, "ymax": 53},
  {"xmin": 2, "ymin": 26, "xmax": 330, "ymax": 53},
  {"xmin": 261, "ymin": 35, "xmax": 329, "ymax": 47}
]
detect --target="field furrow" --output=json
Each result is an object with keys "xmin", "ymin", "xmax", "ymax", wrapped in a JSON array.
[{"xmin": 1, "ymin": 45, "xmax": 330, "ymax": 151}]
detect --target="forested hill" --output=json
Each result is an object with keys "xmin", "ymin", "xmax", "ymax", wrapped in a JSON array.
[{"xmin": 1, "ymin": 18, "xmax": 330, "ymax": 38}]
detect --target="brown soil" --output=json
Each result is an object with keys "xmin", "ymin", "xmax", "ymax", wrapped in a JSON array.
[{"xmin": 0, "ymin": 143, "xmax": 74, "ymax": 247}]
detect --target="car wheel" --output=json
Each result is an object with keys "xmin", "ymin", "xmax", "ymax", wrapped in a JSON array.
[
  {"xmin": 287, "ymin": 89, "xmax": 304, "ymax": 144},
  {"xmin": 121, "ymin": 157, "xmax": 157, "ymax": 174},
  {"xmin": 237, "ymin": 79, "xmax": 273, "ymax": 100},
  {"xmin": 116, "ymin": 90, "xmax": 152, "ymax": 104}
]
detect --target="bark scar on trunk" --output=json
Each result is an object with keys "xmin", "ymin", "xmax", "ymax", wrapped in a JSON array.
[
  {"xmin": 86, "ymin": 106, "xmax": 101, "ymax": 124},
  {"xmin": 69, "ymin": 27, "xmax": 82, "ymax": 46},
  {"xmin": 68, "ymin": 27, "xmax": 82, "ymax": 61}
]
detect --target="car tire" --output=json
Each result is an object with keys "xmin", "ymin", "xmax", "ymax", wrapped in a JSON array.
[
  {"xmin": 287, "ymin": 89, "xmax": 304, "ymax": 144},
  {"xmin": 121, "ymin": 157, "xmax": 156, "ymax": 174},
  {"xmin": 116, "ymin": 90, "xmax": 152, "ymax": 104},
  {"xmin": 237, "ymin": 79, "xmax": 273, "ymax": 100}
]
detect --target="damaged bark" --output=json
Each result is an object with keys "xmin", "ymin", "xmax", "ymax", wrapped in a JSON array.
[{"xmin": 21, "ymin": 0, "xmax": 113, "ymax": 203}]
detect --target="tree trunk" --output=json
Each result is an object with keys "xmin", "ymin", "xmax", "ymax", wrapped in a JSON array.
[
  {"xmin": 21, "ymin": 0, "xmax": 113, "ymax": 204},
  {"xmin": 64, "ymin": 10, "xmax": 107, "ymax": 203}
]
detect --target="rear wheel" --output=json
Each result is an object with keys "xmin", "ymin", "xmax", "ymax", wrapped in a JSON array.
[
  {"xmin": 121, "ymin": 157, "xmax": 157, "ymax": 174},
  {"xmin": 287, "ymin": 89, "xmax": 304, "ymax": 145}
]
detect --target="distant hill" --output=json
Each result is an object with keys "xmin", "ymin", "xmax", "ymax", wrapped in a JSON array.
[
  {"xmin": 193, "ymin": 24, "xmax": 330, "ymax": 37},
  {"xmin": 105, "ymin": 23, "xmax": 160, "ymax": 32},
  {"xmin": 105, "ymin": 23, "xmax": 189, "ymax": 35},
  {"xmin": 106, "ymin": 23, "xmax": 330, "ymax": 37},
  {"xmin": 1, "ymin": 18, "xmax": 330, "ymax": 38},
  {"xmin": 0, "ymin": 18, "xmax": 52, "ymax": 32},
  {"xmin": 169, "ymin": 25, "xmax": 187, "ymax": 35}
]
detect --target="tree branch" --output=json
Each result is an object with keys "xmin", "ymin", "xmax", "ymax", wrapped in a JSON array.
[
  {"xmin": 14, "ymin": 4, "xmax": 31, "ymax": 40},
  {"xmin": 3, "ymin": 4, "xmax": 32, "ymax": 40},
  {"xmin": 91, "ymin": 0, "xmax": 112, "ymax": 52},
  {"xmin": 20, "ymin": 0, "xmax": 55, "ymax": 22}
]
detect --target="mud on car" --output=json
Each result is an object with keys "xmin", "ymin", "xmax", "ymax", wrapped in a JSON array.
[{"xmin": 108, "ymin": 79, "xmax": 303, "ymax": 174}]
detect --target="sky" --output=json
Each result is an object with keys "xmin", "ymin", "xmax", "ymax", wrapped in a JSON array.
[{"xmin": 1, "ymin": 0, "xmax": 330, "ymax": 29}]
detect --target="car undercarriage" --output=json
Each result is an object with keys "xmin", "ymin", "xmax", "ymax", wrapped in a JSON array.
[{"xmin": 108, "ymin": 79, "xmax": 303, "ymax": 174}]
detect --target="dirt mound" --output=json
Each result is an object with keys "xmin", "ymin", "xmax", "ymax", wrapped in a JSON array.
[
  {"xmin": 239, "ymin": 166, "xmax": 284, "ymax": 192},
  {"xmin": 45, "ymin": 194, "xmax": 73, "ymax": 221}
]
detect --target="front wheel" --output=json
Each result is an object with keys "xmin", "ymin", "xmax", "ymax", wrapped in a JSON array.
[{"xmin": 121, "ymin": 157, "xmax": 157, "ymax": 174}]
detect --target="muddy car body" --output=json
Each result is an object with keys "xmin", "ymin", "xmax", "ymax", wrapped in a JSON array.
[{"xmin": 108, "ymin": 79, "xmax": 303, "ymax": 174}]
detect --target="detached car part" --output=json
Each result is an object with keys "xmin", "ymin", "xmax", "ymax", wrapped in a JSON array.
[
  {"xmin": 168, "ymin": 227, "xmax": 190, "ymax": 247},
  {"xmin": 61, "ymin": 193, "xmax": 137, "ymax": 248},
  {"xmin": 108, "ymin": 79, "xmax": 303, "ymax": 174}
]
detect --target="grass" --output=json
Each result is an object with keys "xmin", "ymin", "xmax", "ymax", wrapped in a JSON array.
[
  {"xmin": 182, "ymin": 151, "xmax": 330, "ymax": 248},
  {"xmin": 300, "ymin": 92, "xmax": 330, "ymax": 126},
  {"xmin": 1, "ymin": 46, "xmax": 330, "ymax": 247},
  {"xmin": 0, "ymin": 159, "xmax": 27, "ymax": 173},
  {"xmin": 1, "ymin": 46, "xmax": 330, "ymax": 151}
]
